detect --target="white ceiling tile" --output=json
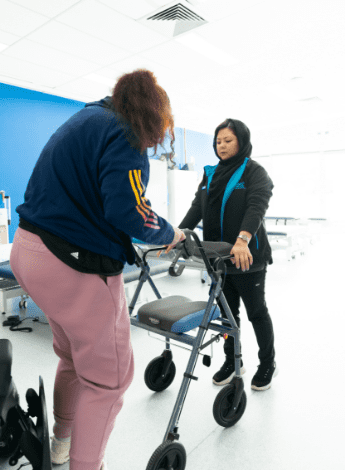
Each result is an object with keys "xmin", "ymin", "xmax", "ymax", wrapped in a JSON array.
[
  {"xmin": 98, "ymin": 54, "xmax": 173, "ymax": 83},
  {"xmin": 188, "ymin": 0, "xmax": 268, "ymax": 22},
  {"xmin": 0, "ymin": 74, "xmax": 56, "ymax": 94},
  {"xmin": 0, "ymin": 75, "xmax": 91, "ymax": 102},
  {"xmin": 0, "ymin": 28, "xmax": 21, "ymax": 46},
  {"xmin": 140, "ymin": 39, "xmax": 223, "ymax": 73},
  {"xmin": 57, "ymin": 77, "xmax": 112, "ymax": 97},
  {"xmin": 3, "ymin": 39, "xmax": 101, "ymax": 77},
  {"xmin": 56, "ymin": 0, "xmax": 168, "ymax": 53},
  {"xmin": 0, "ymin": 55, "xmax": 75, "ymax": 87},
  {"xmin": 9, "ymin": 0, "xmax": 82, "ymax": 18},
  {"xmin": 27, "ymin": 21, "xmax": 132, "ymax": 66},
  {"xmin": 0, "ymin": 0, "xmax": 49, "ymax": 36},
  {"xmin": 97, "ymin": 0, "xmax": 168, "ymax": 20},
  {"xmin": 1, "ymin": 0, "xmax": 344, "ymax": 133}
]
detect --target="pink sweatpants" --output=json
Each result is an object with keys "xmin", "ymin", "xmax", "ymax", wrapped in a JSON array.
[{"xmin": 10, "ymin": 228, "xmax": 135, "ymax": 470}]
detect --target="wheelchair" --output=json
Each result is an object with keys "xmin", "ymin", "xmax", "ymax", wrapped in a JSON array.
[{"xmin": 0, "ymin": 339, "xmax": 52, "ymax": 470}]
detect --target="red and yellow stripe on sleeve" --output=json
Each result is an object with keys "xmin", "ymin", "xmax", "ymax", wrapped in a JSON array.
[{"xmin": 129, "ymin": 169, "xmax": 160, "ymax": 230}]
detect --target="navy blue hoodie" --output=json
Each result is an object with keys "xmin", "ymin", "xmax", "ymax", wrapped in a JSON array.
[{"xmin": 16, "ymin": 97, "xmax": 174, "ymax": 275}]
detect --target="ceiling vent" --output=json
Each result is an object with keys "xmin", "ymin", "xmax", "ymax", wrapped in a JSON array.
[{"xmin": 137, "ymin": 0, "xmax": 208, "ymax": 38}]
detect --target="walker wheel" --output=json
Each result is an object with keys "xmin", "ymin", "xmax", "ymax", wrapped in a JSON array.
[
  {"xmin": 146, "ymin": 440, "xmax": 186, "ymax": 470},
  {"xmin": 24, "ymin": 301, "xmax": 28, "ymax": 309},
  {"xmin": 19, "ymin": 301, "xmax": 23, "ymax": 308},
  {"xmin": 213, "ymin": 382, "xmax": 247, "ymax": 427},
  {"xmin": 144, "ymin": 356, "xmax": 176, "ymax": 392}
]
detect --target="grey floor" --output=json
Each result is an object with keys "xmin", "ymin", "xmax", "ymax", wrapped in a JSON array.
[{"xmin": 1, "ymin": 221, "xmax": 345, "ymax": 470}]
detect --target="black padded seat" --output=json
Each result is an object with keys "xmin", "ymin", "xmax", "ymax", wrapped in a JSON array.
[{"xmin": 137, "ymin": 295, "xmax": 221, "ymax": 333}]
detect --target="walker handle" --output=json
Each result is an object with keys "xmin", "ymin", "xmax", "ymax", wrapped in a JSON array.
[{"xmin": 176, "ymin": 229, "xmax": 234, "ymax": 260}]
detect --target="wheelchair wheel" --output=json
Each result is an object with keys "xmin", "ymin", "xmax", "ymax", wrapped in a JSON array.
[
  {"xmin": 146, "ymin": 440, "xmax": 186, "ymax": 470},
  {"xmin": 144, "ymin": 356, "xmax": 176, "ymax": 392},
  {"xmin": 0, "ymin": 410, "xmax": 22, "ymax": 458},
  {"xmin": 213, "ymin": 382, "xmax": 247, "ymax": 427}
]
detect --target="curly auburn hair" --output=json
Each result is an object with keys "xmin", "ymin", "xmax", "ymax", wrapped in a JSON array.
[{"xmin": 111, "ymin": 69, "xmax": 175, "ymax": 155}]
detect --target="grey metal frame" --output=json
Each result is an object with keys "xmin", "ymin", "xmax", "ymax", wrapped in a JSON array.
[{"xmin": 128, "ymin": 230, "xmax": 242, "ymax": 443}]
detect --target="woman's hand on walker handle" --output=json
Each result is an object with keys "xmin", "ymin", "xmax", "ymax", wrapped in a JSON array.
[
  {"xmin": 230, "ymin": 238, "xmax": 253, "ymax": 272},
  {"xmin": 157, "ymin": 228, "xmax": 186, "ymax": 257}
]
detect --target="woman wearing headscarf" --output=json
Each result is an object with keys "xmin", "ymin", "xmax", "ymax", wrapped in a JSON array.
[
  {"xmin": 10, "ymin": 70, "xmax": 185, "ymax": 470},
  {"xmin": 177, "ymin": 118, "xmax": 278, "ymax": 391}
]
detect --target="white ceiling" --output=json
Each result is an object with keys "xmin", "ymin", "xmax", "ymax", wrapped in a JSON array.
[{"xmin": 0, "ymin": 0, "xmax": 344, "ymax": 134}]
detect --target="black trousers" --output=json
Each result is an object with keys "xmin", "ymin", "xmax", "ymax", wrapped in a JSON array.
[{"xmin": 219, "ymin": 266, "xmax": 275, "ymax": 366}]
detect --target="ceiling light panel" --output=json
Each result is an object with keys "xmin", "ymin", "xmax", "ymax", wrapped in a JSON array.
[
  {"xmin": 27, "ymin": 21, "xmax": 132, "ymax": 66},
  {"xmin": 56, "ymin": 0, "xmax": 168, "ymax": 54},
  {"xmin": 8, "ymin": 0, "xmax": 81, "ymax": 18},
  {"xmin": 0, "ymin": 54, "xmax": 75, "ymax": 87},
  {"xmin": 0, "ymin": 0, "xmax": 49, "ymax": 36},
  {"xmin": 3, "ymin": 39, "xmax": 101, "ymax": 77},
  {"xmin": 98, "ymin": 0, "xmax": 169, "ymax": 20}
]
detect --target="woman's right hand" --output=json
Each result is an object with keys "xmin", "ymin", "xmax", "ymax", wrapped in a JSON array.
[{"xmin": 157, "ymin": 228, "xmax": 186, "ymax": 257}]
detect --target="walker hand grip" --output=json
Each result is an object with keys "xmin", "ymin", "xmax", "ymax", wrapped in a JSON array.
[{"xmin": 176, "ymin": 229, "xmax": 234, "ymax": 260}]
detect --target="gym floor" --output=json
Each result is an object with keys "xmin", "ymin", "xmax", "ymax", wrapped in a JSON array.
[{"xmin": 1, "ymin": 221, "xmax": 344, "ymax": 470}]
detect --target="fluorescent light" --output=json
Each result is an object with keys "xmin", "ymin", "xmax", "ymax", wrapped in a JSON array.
[
  {"xmin": 0, "ymin": 43, "xmax": 9, "ymax": 53},
  {"xmin": 84, "ymin": 73, "xmax": 116, "ymax": 87},
  {"xmin": 175, "ymin": 32, "xmax": 238, "ymax": 66}
]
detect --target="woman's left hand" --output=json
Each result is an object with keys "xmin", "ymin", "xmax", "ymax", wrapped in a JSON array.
[{"xmin": 230, "ymin": 240, "xmax": 253, "ymax": 272}]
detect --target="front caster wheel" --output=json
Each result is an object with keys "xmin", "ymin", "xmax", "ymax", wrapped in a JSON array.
[
  {"xmin": 146, "ymin": 440, "xmax": 186, "ymax": 470},
  {"xmin": 213, "ymin": 382, "xmax": 247, "ymax": 427},
  {"xmin": 144, "ymin": 356, "xmax": 176, "ymax": 392}
]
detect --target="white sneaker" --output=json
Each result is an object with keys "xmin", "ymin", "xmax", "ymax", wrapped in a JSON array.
[{"xmin": 101, "ymin": 459, "xmax": 108, "ymax": 470}]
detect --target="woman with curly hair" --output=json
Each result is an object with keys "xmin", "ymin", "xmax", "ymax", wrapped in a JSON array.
[{"xmin": 10, "ymin": 69, "xmax": 185, "ymax": 470}]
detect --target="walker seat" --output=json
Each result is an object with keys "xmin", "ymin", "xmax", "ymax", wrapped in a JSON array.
[{"xmin": 137, "ymin": 295, "xmax": 221, "ymax": 333}]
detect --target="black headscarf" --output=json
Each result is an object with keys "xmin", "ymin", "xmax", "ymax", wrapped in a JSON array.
[{"xmin": 208, "ymin": 118, "xmax": 252, "ymax": 206}]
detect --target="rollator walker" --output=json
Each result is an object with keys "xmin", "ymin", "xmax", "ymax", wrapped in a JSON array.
[{"xmin": 0, "ymin": 229, "xmax": 246, "ymax": 470}]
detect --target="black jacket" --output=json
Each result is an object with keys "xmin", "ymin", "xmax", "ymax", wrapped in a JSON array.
[{"xmin": 178, "ymin": 159, "xmax": 274, "ymax": 274}]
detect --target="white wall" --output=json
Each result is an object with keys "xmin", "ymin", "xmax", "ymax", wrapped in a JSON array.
[
  {"xmin": 254, "ymin": 150, "xmax": 345, "ymax": 222},
  {"xmin": 251, "ymin": 115, "xmax": 345, "ymax": 156},
  {"xmin": 145, "ymin": 158, "xmax": 168, "ymax": 220},
  {"xmin": 248, "ymin": 115, "xmax": 345, "ymax": 224}
]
